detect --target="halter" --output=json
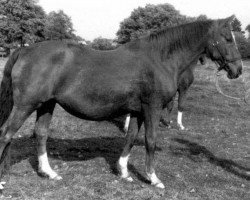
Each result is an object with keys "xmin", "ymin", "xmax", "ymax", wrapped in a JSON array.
[
  {"xmin": 211, "ymin": 40, "xmax": 240, "ymax": 71},
  {"xmin": 212, "ymin": 41, "xmax": 245, "ymax": 102}
]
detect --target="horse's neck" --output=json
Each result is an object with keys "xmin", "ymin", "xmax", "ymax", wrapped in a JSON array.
[{"xmin": 175, "ymin": 48, "xmax": 204, "ymax": 78}]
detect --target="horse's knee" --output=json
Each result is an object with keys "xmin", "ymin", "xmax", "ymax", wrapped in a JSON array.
[
  {"xmin": 178, "ymin": 105, "xmax": 184, "ymax": 112},
  {"xmin": 34, "ymin": 126, "xmax": 48, "ymax": 139},
  {"xmin": 0, "ymin": 133, "xmax": 13, "ymax": 144},
  {"xmin": 145, "ymin": 136, "xmax": 156, "ymax": 152}
]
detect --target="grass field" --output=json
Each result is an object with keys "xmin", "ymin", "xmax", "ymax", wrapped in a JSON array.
[{"xmin": 0, "ymin": 58, "xmax": 249, "ymax": 199}]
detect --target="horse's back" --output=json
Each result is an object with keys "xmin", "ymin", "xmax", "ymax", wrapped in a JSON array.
[{"xmin": 11, "ymin": 41, "xmax": 143, "ymax": 119}]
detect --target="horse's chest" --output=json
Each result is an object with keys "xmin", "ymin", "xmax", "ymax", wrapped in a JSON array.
[{"xmin": 161, "ymin": 74, "xmax": 177, "ymax": 97}]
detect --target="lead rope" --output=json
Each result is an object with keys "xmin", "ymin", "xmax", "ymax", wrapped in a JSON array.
[{"xmin": 213, "ymin": 62, "xmax": 246, "ymax": 103}]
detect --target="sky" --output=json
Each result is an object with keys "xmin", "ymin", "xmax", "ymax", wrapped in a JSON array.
[{"xmin": 39, "ymin": 0, "xmax": 250, "ymax": 41}]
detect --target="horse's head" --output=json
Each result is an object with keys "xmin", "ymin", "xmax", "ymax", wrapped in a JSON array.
[{"xmin": 206, "ymin": 15, "xmax": 242, "ymax": 79}]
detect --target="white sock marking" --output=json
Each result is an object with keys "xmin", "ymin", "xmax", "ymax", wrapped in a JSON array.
[
  {"xmin": 147, "ymin": 172, "xmax": 165, "ymax": 189},
  {"xmin": 118, "ymin": 154, "xmax": 131, "ymax": 180},
  {"xmin": 38, "ymin": 153, "xmax": 61, "ymax": 179},
  {"xmin": 124, "ymin": 115, "xmax": 130, "ymax": 133},
  {"xmin": 177, "ymin": 111, "xmax": 185, "ymax": 130},
  {"xmin": 0, "ymin": 182, "xmax": 6, "ymax": 190}
]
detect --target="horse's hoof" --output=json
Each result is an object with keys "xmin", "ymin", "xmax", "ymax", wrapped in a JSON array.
[
  {"xmin": 159, "ymin": 122, "xmax": 171, "ymax": 129},
  {"xmin": 123, "ymin": 128, "xmax": 128, "ymax": 134},
  {"xmin": 51, "ymin": 175, "xmax": 62, "ymax": 180},
  {"xmin": 126, "ymin": 176, "xmax": 133, "ymax": 182},
  {"xmin": 147, "ymin": 172, "xmax": 165, "ymax": 189},
  {"xmin": 0, "ymin": 182, "xmax": 6, "ymax": 190},
  {"xmin": 121, "ymin": 175, "xmax": 133, "ymax": 182},
  {"xmin": 152, "ymin": 182, "xmax": 165, "ymax": 189},
  {"xmin": 178, "ymin": 125, "xmax": 185, "ymax": 130},
  {"xmin": 123, "ymin": 176, "xmax": 133, "ymax": 182}
]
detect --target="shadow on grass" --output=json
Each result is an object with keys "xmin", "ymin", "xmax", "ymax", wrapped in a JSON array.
[
  {"xmin": 9, "ymin": 134, "xmax": 159, "ymax": 183},
  {"xmin": 170, "ymin": 138, "xmax": 250, "ymax": 181}
]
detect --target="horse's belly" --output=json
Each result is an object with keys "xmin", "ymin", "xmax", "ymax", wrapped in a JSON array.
[{"xmin": 56, "ymin": 93, "xmax": 140, "ymax": 120}]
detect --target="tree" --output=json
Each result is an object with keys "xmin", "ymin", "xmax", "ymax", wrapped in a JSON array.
[
  {"xmin": 0, "ymin": 0, "xmax": 47, "ymax": 48},
  {"xmin": 116, "ymin": 4, "xmax": 190, "ymax": 44},
  {"xmin": 196, "ymin": 14, "xmax": 208, "ymax": 21},
  {"xmin": 231, "ymin": 17, "xmax": 242, "ymax": 32},
  {"xmin": 246, "ymin": 24, "xmax": 250, "ymax": 39},
  {"xmin": 234, "ymin": 32, "xmax": 250, "ymax": 59},
  {"xmin": 45, "ymin": 10, "xmax": 76, "ymax": 40},
  {"xmin": 91, "ymin": 37, "xmax": 116, "ymax": 50},
  {"xmin": 230, "ymin": 17, "xmax": 250, "ymax": 58}
]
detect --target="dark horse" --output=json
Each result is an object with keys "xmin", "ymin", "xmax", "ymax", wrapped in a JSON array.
[
  {"xmin": 159, "ymin": 55, "xmax": 206, "ymax": 130},
  {"xmin": 0, "ymin": 16, "xmax": 242, "ymax": 189}
]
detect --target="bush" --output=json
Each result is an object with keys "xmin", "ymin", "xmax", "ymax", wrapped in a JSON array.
[{"xmin": 91, "ymin": 37, "xmax": 117, "ymax": 50}]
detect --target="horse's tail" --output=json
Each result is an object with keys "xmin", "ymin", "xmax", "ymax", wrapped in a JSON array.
[
  {"xmin": 0, "ymin": 48, "xmax": 21, "ymax": 127},
  {"xmin": 0, "ymin": 48, "xmax": 21, "ymax": 177}
]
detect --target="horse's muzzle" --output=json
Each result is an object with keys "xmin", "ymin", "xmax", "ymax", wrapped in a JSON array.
[{"xmin": 226, "ymin": 62, "xmax": 242, "ymax": 79}]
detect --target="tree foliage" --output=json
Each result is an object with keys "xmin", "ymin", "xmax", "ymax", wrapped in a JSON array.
[
  {"xmin": 116, "ymin": 4, "xmax": 207, "ymax": 44},
  {"xmin": 229, "ymin": 17, "xmax": 250, "ymax": 59},
  {"xmin": 234, "ymin": 32, "xmax": 250, "ymax": 59},
  {"xmin": 91, "ymin": 37, "xmax": 116, "ymax": 50},
  {"xmin": 0, "ymin": 0, "xmax": 84, "ymax": 49},
  {"xmin": 231, "ymin": 17, "xmax": 242, "ymax": 32},
  {"xmin": 45, "ymin": 10, "xmax": 76, "ymax": 40},
  {"xmin": 195, "ymin": 14, "xmax": 208, "ymax": 21},
  {"xmin": 0, "ymin": 0, "xmax": 47, "ymax": 48},
  {"xmin": 116, "ymin": 4, "xmax": 186, "ymax": 44},
  {"xmin": 232, "ymin": 18, "xmax": 250, "ymax": 59},
  {"xmin": 246, "ymin": 24, "xmax": 250, "ymax": 39}
]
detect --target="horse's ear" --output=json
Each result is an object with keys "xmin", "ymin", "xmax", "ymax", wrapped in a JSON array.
[
  {"xmin": 219, "ymin": 15, "xmax": 236, "ymax": 27},
  {"xmin": 226, "ymin": 15, "xmax": 236, "ymax": 24}
]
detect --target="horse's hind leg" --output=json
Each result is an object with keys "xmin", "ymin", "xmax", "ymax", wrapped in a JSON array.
[
  {"xmin": 118, "ymin": 116, "xmax": 143, "ymax": 182},
  {"xmin": 177, "ymin": 70, "xmax": 194, "ymax": 130},
  {"xmin": 177, "ymin": 85, "xmax": 191, "ymax": 130},
  {"xmin": 0, "ymin": 106, "xmax": 33, "ymax": 179},
  {"xmin": 159, "ymin": 98, "xmax": 174, "ymax": 128},
  {"xmin": 177, "ymin": 90, "xmax": 186, "ymax": 130},
  {"xmin": 34, "ymin": 101, "xmax": 61, "ymax": 180},
  {"xmin": 123, "ymin": 114, "xmax": 131, "ymax": 134}
]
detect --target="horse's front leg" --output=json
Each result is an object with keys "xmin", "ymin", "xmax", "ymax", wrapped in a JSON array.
[
  {"xmin": 118, "ymin": 116, "xmax": 143, "ymax": 182},
  {"xmin": 143, "ymin": 103, "xmax": 165, "ymax": 189}
]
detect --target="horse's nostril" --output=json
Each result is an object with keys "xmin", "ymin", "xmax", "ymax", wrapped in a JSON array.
[{"xmin": 239, "ymin": 68, "xmax": 242, "ymax": 75}]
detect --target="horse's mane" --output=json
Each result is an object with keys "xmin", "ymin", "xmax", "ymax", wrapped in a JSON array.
[{"xmin": 127, "ymin": 20, "xmax": 214, "ymax": 58}]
